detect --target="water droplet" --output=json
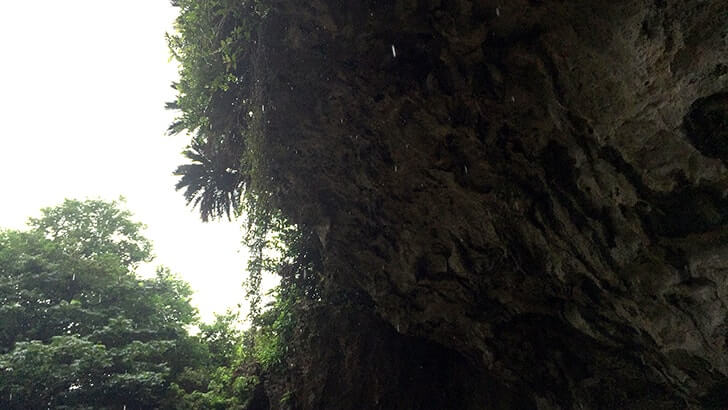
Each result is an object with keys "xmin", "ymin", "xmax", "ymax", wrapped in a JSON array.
[
  {"xmin": 72, "ymin": 273, "xmax": 75, "ymax": 281},
  {"xmin": 248, "ymin": 111, "xmax": 254, "ymax": 117},
  {"xmin": 391, "ymin": 44, "xmax": 397, "ymax": 58},
  {"xmin": 496, "ymin": 7, "xmax": 500, "ymax": 16}
]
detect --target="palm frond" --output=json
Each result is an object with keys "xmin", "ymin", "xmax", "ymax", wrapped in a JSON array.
[{"xmin": 173, "ymin": 133, "xmax": 243, "ymax": 222}]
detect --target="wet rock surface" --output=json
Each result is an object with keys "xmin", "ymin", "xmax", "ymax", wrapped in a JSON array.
[{"xmin": 249, "ymin": 0, "xmax": 728, "ymax": 408}]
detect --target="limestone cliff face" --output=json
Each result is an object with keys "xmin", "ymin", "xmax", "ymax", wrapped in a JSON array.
[{"xmin": 249, "ymin": 0, "xmax": 728, "ymax": 408}]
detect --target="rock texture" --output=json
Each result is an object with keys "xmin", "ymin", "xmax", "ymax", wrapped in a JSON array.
[
  {"xmin": 249, "ymin": 0, "xmax": 728, "ymax": 408},
  {"xmin": 264, "ymin": 295, "xmax": 530, "ymax": 410}
]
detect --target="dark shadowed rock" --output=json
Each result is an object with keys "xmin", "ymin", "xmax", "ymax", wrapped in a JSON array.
[{"xmin": 246, "ymin": 0, "xmax": 728, "ymax": 408}]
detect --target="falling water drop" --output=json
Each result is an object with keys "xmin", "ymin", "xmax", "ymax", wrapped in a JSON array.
[
  {"xmin": 496, "ymin": 7, "xmax": 500, "ymax": 17},
  {"xmin": 72, "ymin": 273, "xmax": 75, "ymax": 281},
  {"xmin": 391, "ymin": 44, "xmax": 397, "ymax": 58}
]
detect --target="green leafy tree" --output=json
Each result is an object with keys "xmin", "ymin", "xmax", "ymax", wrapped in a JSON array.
[
  {"xmin": 165, "ymin": 310, "xmax": 257, "ymax": 410},
  {"xmin": 0, "ymin": 335, "xmax": 111, "ymax": 409},
  {"xmin": 28, "ymin": 198, "xmax": 152, "ymax": 268},
  {"xmin": 0, "ymin": 199, "xmax": 207, "ymax": 409},
  {"xmin": 199, "ymin": 310, "xmax": 242, "ymax": 368}
]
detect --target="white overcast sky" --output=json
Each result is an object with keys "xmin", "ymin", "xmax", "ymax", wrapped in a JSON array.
[{"xmin": 0, "ymin": 1, "xmax": 249, "ymax": 321}]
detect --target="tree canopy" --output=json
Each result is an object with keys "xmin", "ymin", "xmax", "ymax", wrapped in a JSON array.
[
  {"xmin": 28, "ymin": 198, "xmax": 153, "ymax": 268},
  {"xmin": 0, "ymin": 199, "xmax": 247, "ymax": 409}
]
